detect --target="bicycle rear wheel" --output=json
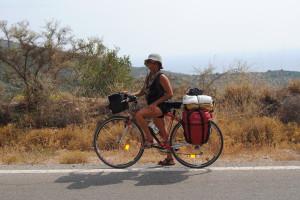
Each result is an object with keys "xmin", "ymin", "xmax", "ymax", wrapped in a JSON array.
[
  {"xmin": 170, "ymin": 121, "xmax": 223, "ymax": 168},
  {"xmin": 94, "ymin": 116, "xmax": 145, "ymax": 168}
]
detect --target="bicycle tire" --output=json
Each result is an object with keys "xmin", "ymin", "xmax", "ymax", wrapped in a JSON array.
[
  {"xmin": 94, "ymin": 116, "xmax": 145, "ymax": 168},
  {"xmin": 170, "ymin": 120, "xmax": 223, "ymax": 168}
]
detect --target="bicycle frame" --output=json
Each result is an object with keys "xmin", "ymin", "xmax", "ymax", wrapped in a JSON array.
[
  {"xmin": 121, "ymin": 104, "xmax": 182, "ymax": 150},
  {"xmin": 151, "ymin": 112, "xmax": 181, "ymax": 149}
]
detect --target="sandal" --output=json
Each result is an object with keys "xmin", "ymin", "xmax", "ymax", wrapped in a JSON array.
[
  {"xmin": 158, "ymin": 158, "xmax": 175, "ymax": 166},
  {"xmin": 142, "ymin": 139, "xmax": 155, "ymax": 149}
]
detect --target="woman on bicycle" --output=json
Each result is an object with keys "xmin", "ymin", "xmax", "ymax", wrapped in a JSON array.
[{"xmin": 125, "ymin": 53, "xmax": 175, "ymax": 166}]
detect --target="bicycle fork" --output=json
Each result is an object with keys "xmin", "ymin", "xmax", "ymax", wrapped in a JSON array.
[
  {"xmin": 116, "ymin": 126, "xmax": 130, "ymax": 144},
  {"xmin": 116, "ymin": 117, "xmax": 132, "ymax": 144}
]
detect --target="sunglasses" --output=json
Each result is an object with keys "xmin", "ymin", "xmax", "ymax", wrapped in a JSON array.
[{"xmin": 147, "ymin": 60, "xmax": 159, "ymax": 65}]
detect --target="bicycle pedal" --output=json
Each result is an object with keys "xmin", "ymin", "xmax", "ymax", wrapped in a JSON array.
[
  {"xmin": 142, "ymin": 143, "xmax": 155, "ymax": 149},
  {"xmin": 157, "ymin": 149, "xmax": 170, "ymax": 154}
]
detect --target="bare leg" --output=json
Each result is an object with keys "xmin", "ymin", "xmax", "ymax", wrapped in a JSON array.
[
  {"xmin": 135, "ymin": 107, "xmax": 163, "ymax": 144},
  {"xmin": 135, "ymin": 107, "xmax": 174, "ymax": 162},
  {"xmin": 153, "ymin": 117, "xmax": 173, "ymax": 160}
]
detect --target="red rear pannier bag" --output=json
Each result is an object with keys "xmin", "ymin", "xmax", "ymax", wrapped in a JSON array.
[{"xmin": 182, "ymin": 109, "xmax": 212, "ymax": 145}]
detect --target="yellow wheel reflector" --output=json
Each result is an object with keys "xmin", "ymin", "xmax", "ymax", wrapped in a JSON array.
[
  {"xmin": 125, "ymin": 144, "xmax": 130, "ymax": 150},
  {"xmin": 190, "ymin": 154, "xmax": 196, "ymax": 158}
]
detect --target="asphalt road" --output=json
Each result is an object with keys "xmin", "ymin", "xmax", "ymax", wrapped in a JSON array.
[{"xmin": 0, "ymin": 162, "xmax": 299, "ymax": 200}]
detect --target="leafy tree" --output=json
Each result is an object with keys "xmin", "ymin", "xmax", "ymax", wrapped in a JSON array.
[{"xmin": 76, "ymin": 39, "xmax": 133, "ymax": 97}]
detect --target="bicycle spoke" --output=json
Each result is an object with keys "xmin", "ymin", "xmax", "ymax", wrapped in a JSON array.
[
  {"xmin": 94, "ymin": 116, "xmax": 144, "ymax": 168},
  {"xmin": 170, "ymin": 121, "xmax": 223, "ymax": 168}
]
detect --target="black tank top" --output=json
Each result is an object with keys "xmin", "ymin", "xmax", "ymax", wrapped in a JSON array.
[{"xmin": 146, "ymin": 73, "xmax": 166, "ymax": 105}]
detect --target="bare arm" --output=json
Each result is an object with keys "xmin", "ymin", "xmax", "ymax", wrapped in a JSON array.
[
  {"xmin": 131, "ymin": 84, "xmax": 145, "ymax": 97},
  {"xmin": 129, "ymin": 75, "xmax": 148, "ymax": 97},
  {"xmin": 123, "ymin": 83, "xmax": 145, "ymax": 97}
]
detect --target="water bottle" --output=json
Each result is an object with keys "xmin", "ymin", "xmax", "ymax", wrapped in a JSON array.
[{"xmin": 148, "ymin": 119, "xmax": 159, "ymax": 135}]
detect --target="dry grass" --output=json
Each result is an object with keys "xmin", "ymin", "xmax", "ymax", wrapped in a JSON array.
[
  {"xmin": 218, "ymin": 116, "xmax": 300, "ymax": 150},
  {"xmin": 0, "ymin": 78, "xmax": 299, "ymax": 165},
  {"xmin": 219, "ymin": 147, "xmax": 300, "ymax": 162},
  {"xmin": 288, "ymin": 79, "xmax": 300, "ymax": 94},
  {"xmin": 0, "ymin": 146, "xmax": 55, "ymax": 164},
  {"xmin": 0, "ymin": 123, "xmax": 96, "ymax": 164},
  {"xmin": 58, "ymin": 150, "xmax": 89, "ymax": 164},
  {"xmin": 0, "ymin": 117, "xmax": 298, "ymax": 165},
  {"xmin": 5, "ymin": 123, "xmax": 96, "ymax": 151},
  {"xmin": 2, "ymin": 154, "xmax": 21, "ymax": 165}
]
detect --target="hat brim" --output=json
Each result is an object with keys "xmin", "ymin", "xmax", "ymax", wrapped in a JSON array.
[{"xmin": 144, "ymin": 59, "xmax": 163, "ymax": 69}]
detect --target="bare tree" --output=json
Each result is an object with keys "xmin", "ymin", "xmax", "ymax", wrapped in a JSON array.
[
  {"xmin": 0, "ymin": 20, "xmax": 82, "ymax": 110},
  {"xmin": 194, "ymin": 59, "xmax": 250, "ymax": 95}
]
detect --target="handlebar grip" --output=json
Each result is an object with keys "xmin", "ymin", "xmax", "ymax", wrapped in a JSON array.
[{"xmin": 122, "ymin": 94, "xmax": 137, "ymax": 103}]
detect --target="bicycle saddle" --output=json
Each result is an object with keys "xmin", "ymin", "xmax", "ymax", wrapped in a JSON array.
[{"xmin": 166, "ymin": 101, "xmax": 182, "ymax": 109}]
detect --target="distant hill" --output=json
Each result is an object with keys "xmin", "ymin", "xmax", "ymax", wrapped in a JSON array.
[
  {"xmin": 131, "ymin": 66, "xmax": 300, "ymax": 78},
  {"xmin": 263, "ymin": 70, "xmax": 300, "ymax": 79},
  {"xmin": 0, "ymin": 40, "xmax": 19, "ymax": 48},
  {"xmin": 0, "ymin": 40, "xmax": 7, "ymax": 47},
  {"xmin": 130, "ymin": 66, "xmax": 188, "ymax": 78},
  {"xmin": 131, "ymin": 66, "xmax": 300, "ymax": 87}
]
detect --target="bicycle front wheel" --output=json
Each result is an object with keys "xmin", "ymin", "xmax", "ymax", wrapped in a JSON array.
[
  {"xmin": 170, "ymin": 121, "xmax": 223, "ymax": 168},
  {"xmin": 94, "ymin": 116, "xmax": 145, "ymax": 168}
]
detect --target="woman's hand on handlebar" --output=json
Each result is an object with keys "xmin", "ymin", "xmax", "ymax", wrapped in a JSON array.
[
  {"xmin": 122, "ymin": 91, "xmax": 130, "ymax": 95},
  {"xmin": 122, "ymin": 91, "xmax": 137, "ymax": 97},
  {"xmin": 121, "ymin": 91, "xmax": 137, "ymax": 102}
]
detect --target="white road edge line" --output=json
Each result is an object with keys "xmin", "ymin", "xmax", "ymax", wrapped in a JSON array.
[{"xmin": 0, "ymin": 166, "xmax": 300, "ymax": 174}]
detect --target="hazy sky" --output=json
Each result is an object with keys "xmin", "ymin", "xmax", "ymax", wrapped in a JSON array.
[{"xmin": 1, "ymin": 0, "xmax": 300, "ymax": 73}]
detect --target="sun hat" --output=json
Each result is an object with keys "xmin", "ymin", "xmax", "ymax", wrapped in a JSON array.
[{"xmin": 144, "ymin": 53, "xmax": 163, "ymax": 69}]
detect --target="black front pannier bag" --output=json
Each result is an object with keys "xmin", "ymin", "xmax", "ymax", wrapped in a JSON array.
[{"xmin": 108, "ymin": 93, "xmax": 129, "ymax": 114}]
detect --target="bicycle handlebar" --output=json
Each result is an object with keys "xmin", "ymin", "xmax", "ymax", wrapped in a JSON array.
[{"xmin": 122, "ymin": 94, "xmax": 138, "ymax": 103}]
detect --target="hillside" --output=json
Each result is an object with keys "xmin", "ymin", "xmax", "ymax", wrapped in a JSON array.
[
  {"xmin": 131, "ymin": 66, "xmax": 300, "ymax": 87},
  {"xmin": 130, "ymin": 66, "xmax": 188, "ymax": 78}
]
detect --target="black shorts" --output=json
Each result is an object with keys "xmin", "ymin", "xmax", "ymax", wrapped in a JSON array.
[{"xmin": 157, "ymin": 103, "xmax": 167, "ymax": 118}]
